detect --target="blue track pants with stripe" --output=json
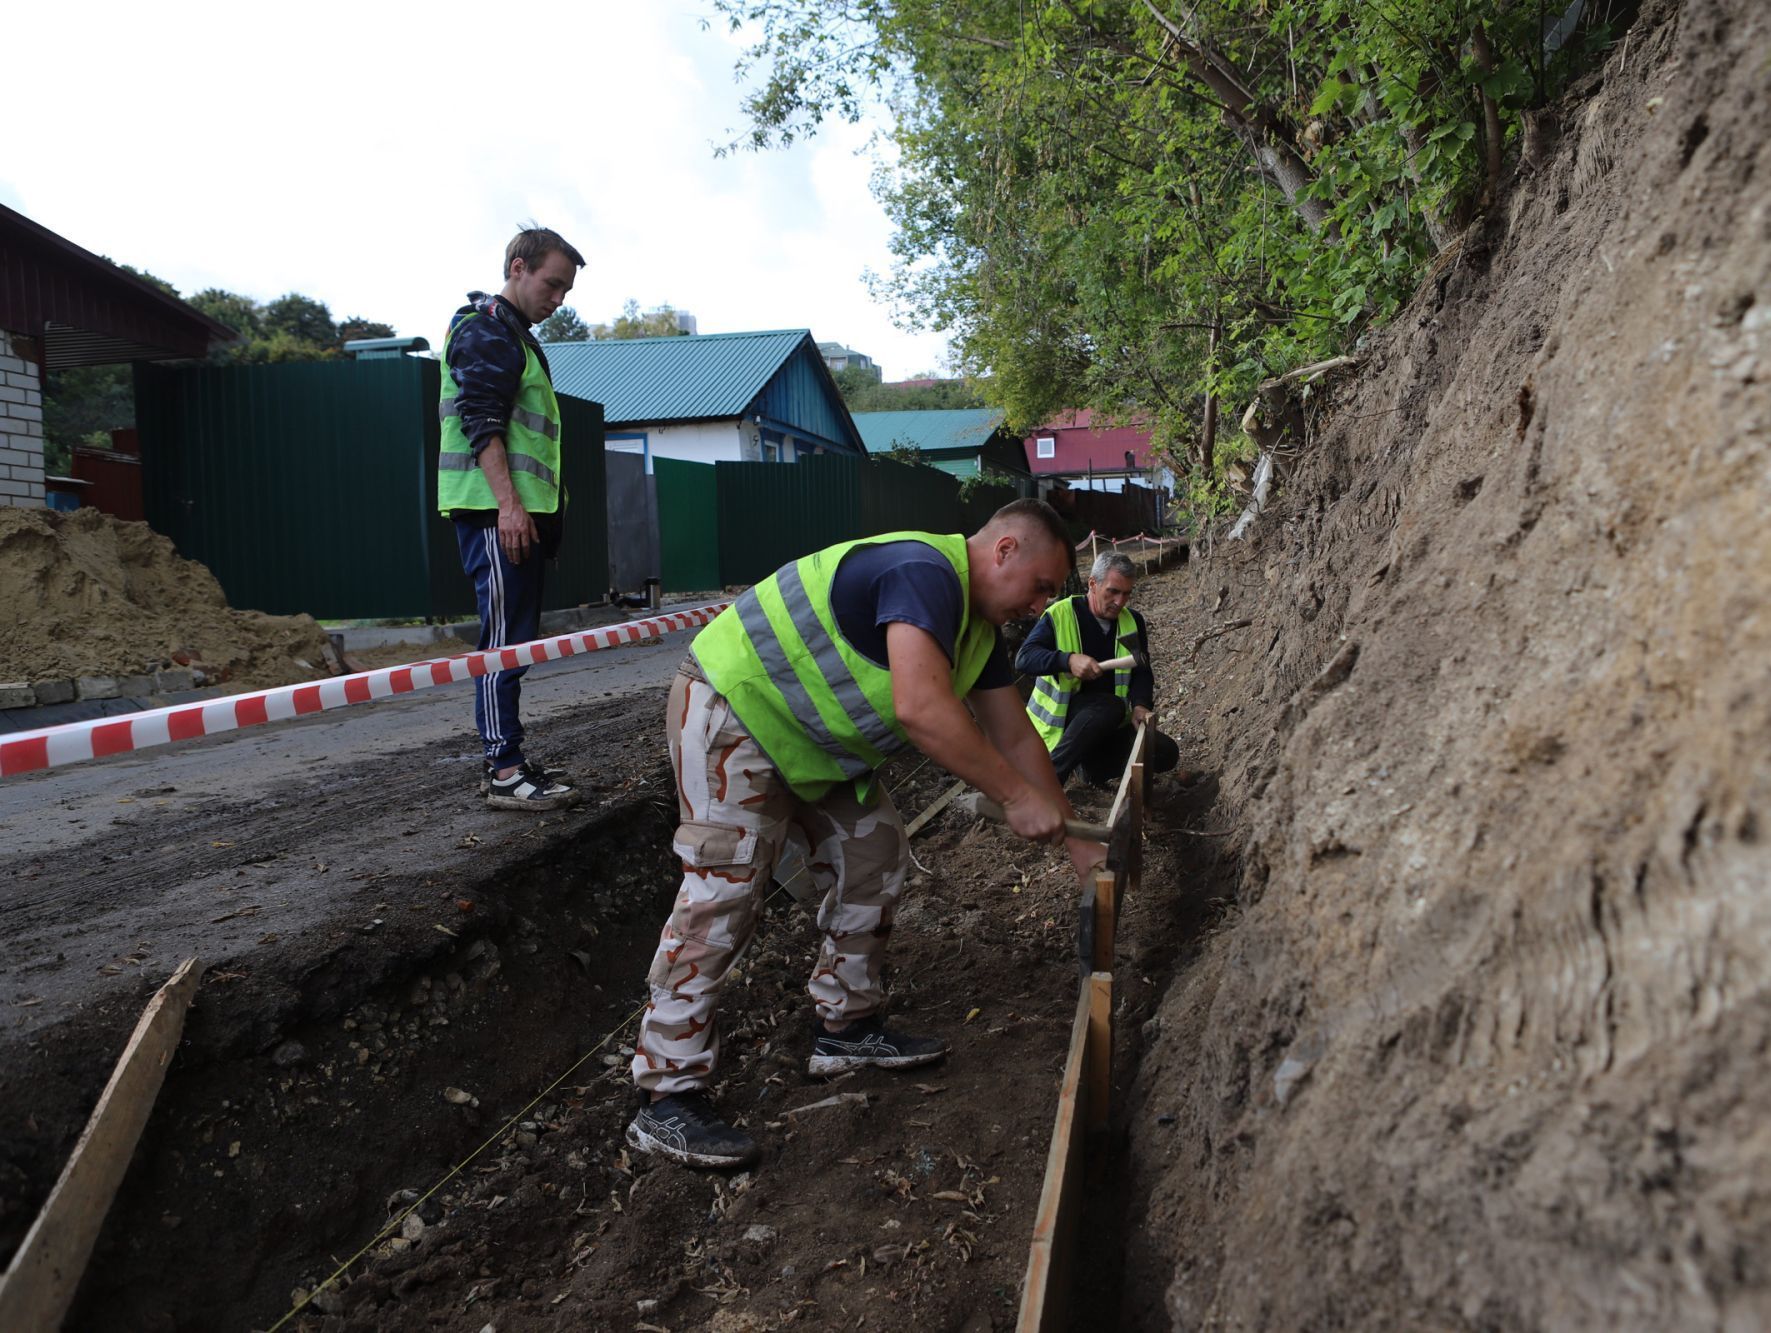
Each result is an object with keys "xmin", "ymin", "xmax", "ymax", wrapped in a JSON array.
[{"xmin": 455, "ymin": 521, "xmax": 545, "ymax": 771}]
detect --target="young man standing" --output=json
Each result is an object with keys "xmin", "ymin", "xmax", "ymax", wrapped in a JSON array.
[
  {"xmin": 626, "ymin": 499, "xmax": 1105, "ymax": 1168},
  {"xmin": 438, "ymin": 225, "xmax": 586, "ymax": 810}
]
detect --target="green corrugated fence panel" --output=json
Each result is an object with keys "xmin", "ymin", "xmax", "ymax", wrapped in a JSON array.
[
  {"xmin": 138, "ymin": 358, "xmax": 435, "ymax": 618},
  {"xmin": 137, "ymin": 358, "xmax": 606, "ymax": 621},
  {"xmin": 715, "ymin": 455, "xmax": 862, "ymax": 585},
  {"xmin": 859, "ymin": 456, "xmax": 964, "ymax": 536},
  {"xmin": 656, "ymin": 458, "xmax": 720, "ymax": 593}
]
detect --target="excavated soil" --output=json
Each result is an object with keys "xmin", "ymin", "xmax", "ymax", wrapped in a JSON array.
[
  {"xmin": 6, "ymin": 714, "xmax": 1216, "ymax": 1333},
  {"xmin": 1111, "ymin": 0, "xmax": 1771, "ymax": 1328},
  {"xmin": 0, "ymin": 507, "xmax": 334, "ymax": 689}
]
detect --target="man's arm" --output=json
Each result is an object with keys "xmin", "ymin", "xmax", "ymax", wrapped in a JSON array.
[
  {"xmin": 887, "ymin": 622, "xmax": 1066, "ymax": 844},
  {"xmin": 476, "ymin": 438, "xmax": 539, "ymax": 563},
  {"xmin": 1128, "ymin": 609, "xmax": 1156, "ymax": 725},
  {"xmin": 968, "ymin": 683, "xmax": 1108, "ymax": 878},
  {"xmin": 1014, "ymin": 603, "xmax": 1103, "ymax": 682}
]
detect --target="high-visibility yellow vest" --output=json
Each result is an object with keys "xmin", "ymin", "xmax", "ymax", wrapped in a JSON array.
[
  {"xmin": 1025, "ymin": 596, "xmax": 1135, "ymax": 751},
  {"xmin": 692, "ymin": 532, "xmax": 997, "ymax": 802},
  {"xmin": 437, "ymin": 312, "xmax": 561, "ymax": 514}
]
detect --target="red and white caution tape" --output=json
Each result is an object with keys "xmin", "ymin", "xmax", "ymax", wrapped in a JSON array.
[{"xmin": 0, "ymin": 602, "xmax": 729, "ymax": 779}]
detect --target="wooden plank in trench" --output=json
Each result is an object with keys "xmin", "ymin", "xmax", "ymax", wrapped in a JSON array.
[{"xmin": 0, "ymin": 958, "xmax": 204, "ymax": 1331}]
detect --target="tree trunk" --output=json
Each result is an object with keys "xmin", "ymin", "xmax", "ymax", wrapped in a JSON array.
[
  {"xmin": 1141, "ymin": 0, "xmax": 1335, "ymax": 232},
  {"xmin": 1199, "ymin": 317, "xmax": 1220, "ymax": 474}
]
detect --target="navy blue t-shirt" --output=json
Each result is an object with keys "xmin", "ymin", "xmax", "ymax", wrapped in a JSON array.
[{"xmin": 829, "ymin": 540, "xmax": 1012, "ymax": 691}]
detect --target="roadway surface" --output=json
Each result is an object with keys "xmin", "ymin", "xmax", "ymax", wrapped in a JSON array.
[{"xmin": 0, "ymin": 632, "xmax": 689, "ymax": 1046}]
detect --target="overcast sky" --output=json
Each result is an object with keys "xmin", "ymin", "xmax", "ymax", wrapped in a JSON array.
[{"xmin": 2, "ymin": 2, "xmax": 950, "ymax": 381}]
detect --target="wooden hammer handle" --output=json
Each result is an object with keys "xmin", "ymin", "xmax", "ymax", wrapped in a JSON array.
[
  {"xmin": 1096, "ymin": 654, "xmax": 1137, "ymax": 670},
  {"xmin": 965, "ymin": 795, "xmax": 1114, "ymax": 843}
]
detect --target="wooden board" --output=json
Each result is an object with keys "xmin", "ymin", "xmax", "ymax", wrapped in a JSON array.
[
  {"xmin": 1092, "ymin": 867, "xmax": 1117, "ymax": 973},
  {"xmin": 0, "ymin": 958, "xmax": 203, "ymax": 1331},
  {"xmin": 905, "ymin": 778, "xmax": 968, "ymax": 838},
  {"xmin": 1019, "ymin": 970, "xmax": 1113, "ymax": 1333}
]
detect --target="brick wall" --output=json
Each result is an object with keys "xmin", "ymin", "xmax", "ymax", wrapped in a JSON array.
[{"xmin": 0, "ymin": 329, "xmax": 46, "ymax": 507}]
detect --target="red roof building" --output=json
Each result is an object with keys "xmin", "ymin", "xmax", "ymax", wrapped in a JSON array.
[{"xmin": 1023, "ymin": 410, "xmax": 1162, "ymax": 486}]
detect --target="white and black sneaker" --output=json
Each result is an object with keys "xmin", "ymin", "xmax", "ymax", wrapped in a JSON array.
[
  {"xmin": 807, "ymin": 1015, "xmax": 947, "ymax": 1077},
  {"xmin": 485, "ymin": 761, "xmax": 581, "ymax": 811},
  {"xmin": 626, "ymin": 1092, "xmax": 759, "ymax": 1169},
  {"xmin": 479, "ymin": 759, "xmax": 570, "ymax": 796}
]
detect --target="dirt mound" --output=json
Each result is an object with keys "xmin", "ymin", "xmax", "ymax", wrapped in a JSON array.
[
  {"xmin": 1117, "ymin": 0, "xmax": 1771, "ymax": 1327},
  {"xmin": 0, "ymin": 506, "xmax": 335, "ymax": 691}
]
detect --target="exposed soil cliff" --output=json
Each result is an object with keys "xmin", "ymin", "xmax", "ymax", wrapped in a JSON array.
[{"xmin": 1118, "ymin": 0, "xmax": 1770, "ymax": 1327}]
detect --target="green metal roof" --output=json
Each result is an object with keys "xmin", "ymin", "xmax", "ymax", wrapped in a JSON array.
[
  {"xmin": 853, "ymin": 408, "xmax": 1006, "ymax": 455},
  {"xmin": 543, "ymin": 329, "xmax": 813, "ymax": 425}
]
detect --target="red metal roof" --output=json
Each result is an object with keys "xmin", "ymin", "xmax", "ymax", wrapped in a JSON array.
[
  {"xmin": 1023, "ymin": 409, "xmax": 1157, "ymax": 476},
  {"xmin": 0, "ymin": 204, "xmax": 235, "ymax": 369}
]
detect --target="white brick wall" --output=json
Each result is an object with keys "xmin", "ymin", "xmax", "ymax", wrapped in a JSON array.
[{"xmin": 0, "ymin": 330, "xmax": 46, "ymax": 507}]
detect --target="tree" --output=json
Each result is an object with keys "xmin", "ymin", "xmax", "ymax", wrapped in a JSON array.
[
  {"xmin": 336, "ymin": 316, "xmax": 397, "ymax": 343},
  {"xmin": 187, "ymin": 288, "xmax": 263, "ymax": 343},
  {"xmin": 262, "ymin": 292, "xmax": 338, "ymax": 347},
  {"xmin": 713, "ymin": 0, "xmax": 1612, "ymax": 498},
  {"xmin": 537, "ymin": 307, "xmax": 592, "ymax": 342},
  {"xmin": 833, "ymin": 365, "xmax": 989, "ymax": 412},
  {"xmin": 590, "ymin": 299, "xmax": 690, "ymax": 340}
]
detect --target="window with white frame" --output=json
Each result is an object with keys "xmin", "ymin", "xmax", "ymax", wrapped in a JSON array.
[{"xmin": 1035, "ymin": 436, "xmax": 1056, "ymax": 459}]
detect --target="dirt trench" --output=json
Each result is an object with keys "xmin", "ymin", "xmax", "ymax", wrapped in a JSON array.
[
  {"xmin": 1110, "ymin": 0, "xmax": 1771, "ymax": 1328},
  {"xmin": 52, "ymin": 745, "xmax": 1175, "ymax": 1332}
]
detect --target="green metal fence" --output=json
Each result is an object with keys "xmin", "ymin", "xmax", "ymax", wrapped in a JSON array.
[
  {"xmin": 136, "ymin": 357, "xmax": 605, "ymax": 620},
  {"xmin": 710, "ymin": 455, "xmax": 1041, "ymax": 586},
  {"xmin": 655, "ymin": 458, "xmax": 720, "ymax": 593}
]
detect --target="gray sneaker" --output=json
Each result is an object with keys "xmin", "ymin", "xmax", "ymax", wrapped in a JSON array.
[
  {"xmin": 626, "ymin": 1092, "xmax": 759, "ymax": 1169},
  {"xmin": 479, "ymin": 759, "xmax": 569, "ymax": 796},
  {"xmin": 807, "ymin": 1015, "xmax": 947, "ymax": 1077}
]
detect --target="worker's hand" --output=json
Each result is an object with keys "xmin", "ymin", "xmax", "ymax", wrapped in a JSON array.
[
  {"xmin": 1067, "ymin": 834, "xmax": 1107, "ymax": 881},
  {"xmin": 1068, "ymin": 653, "xmax": 1104, "ymax": 682},
  {"xmin": 497, "ymin": 502, "xmax": 538, "ymax": 564},
  {"xmin": 1131, "ymin": 705, "xmax": 1154, "ymax": 728},
  {"xmin": 1000, "ymin": 786, "xmax": 1066, "ymax": 845}
]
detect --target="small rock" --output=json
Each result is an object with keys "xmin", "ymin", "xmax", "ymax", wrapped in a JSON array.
[
  {"xmin": 443, "ymin": 1086, "xmax": 479, "ymax": 1107},
  {"xmin": 401, "ymin": 1212, "xmax": 427, "ymax": 1241},
  {"xmin": 270, "ymin": 1040, "xmax": 307, "ymax": 1068},
  {"xmin": 31, "ymin": 679, "xmax": 75, "ymax": 706},
  {"xmin": 514, "ymin": 1131, "xmax": 538, "ymax": 1150},
  {"xmin": 636, "ymin": 1299, "xmax": 660, "ymax": 1316},
  {"xmin": 743, "ymin": 1224, "xmax": 777, "ymax": 1245},
  {"xmin": 1141, "ymin": 1015, "xmax": 1162, "ymax": 1043}
]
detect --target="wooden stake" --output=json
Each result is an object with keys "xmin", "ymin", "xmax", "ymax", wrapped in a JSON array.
[
  {"xmin": 905, "ymin": 778, "xmax": 968, "ymax": 839},
  {"xmin": 1092, "ymin": 867, "xmax": 1117, "ymax": 973},
  {"xmin": 1086, "ymin": 972, "xmax": 1112, "ymax": 1134},
  {"xmin": 0, "ymin": 959, "xmax": 203, "ymax": 1331}
]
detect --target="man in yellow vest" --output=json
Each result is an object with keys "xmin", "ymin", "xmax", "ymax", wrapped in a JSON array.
[
  {"xmin": 438, "ymin": 226, "xmax": 585, "ymax": 810},
  {"xmin": 626, "ymin": 499, "xmax": 1104, "ymax": 1168},
  {"xmin": 1016, "ymin": 551, "xmax": 1179, "ymax": 787}
]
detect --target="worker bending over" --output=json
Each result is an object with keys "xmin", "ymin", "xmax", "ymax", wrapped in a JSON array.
[
  {"xmin": 627, "ymin": 499, "xmax": 1102, "ymax": 1168},
  {"xmin": 1015, "ymin": 551, "xmax": 1180, "ymax": 788}
]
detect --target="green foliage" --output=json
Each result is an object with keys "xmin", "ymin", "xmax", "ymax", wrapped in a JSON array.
[
  {"xmin": 832, "ymin": 366, "xmax": 988, "ymax": 412},
  {"xmin": 42, "ymin": 364, "xmax": 133, "ymax": 475},
  {"xmin": 538, "ymin": 306, "xmax": 592, "ymax": 342},
  {"xmin": 713, "ymin": 0, "xmax": 1616, "ymax": 519},
  {"xmin": 590, "ymin": 299, "xmax": 690, "ymax": 340},
  {"xmin": 337, "ymin": 316, "xmax": 397, "ymax": 343}
]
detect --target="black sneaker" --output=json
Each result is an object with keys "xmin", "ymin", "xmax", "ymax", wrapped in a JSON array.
[
  {"xmin": 807, "ymin": 1015, "xmax": 947, "ymax": 1077},
  {"xmin": 625, "ymin": 1092, "xmax": 759, "ymax": 1169},
  {"xmin": 485, "ymin": 761, "xmax": 581, "ymax": 811},
  {"xmin": 479, "ymin": 759, "xmax": 569, "ymax": 795}
]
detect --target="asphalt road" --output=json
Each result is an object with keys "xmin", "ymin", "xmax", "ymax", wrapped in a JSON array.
[{"xmin": 0, "ymin": 633, "xmax": 689, "ymax": 1045}]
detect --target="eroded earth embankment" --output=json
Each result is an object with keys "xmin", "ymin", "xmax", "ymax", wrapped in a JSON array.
[{"xmin": 1120, "ymin": 0, "xmax": 1771, "ymax": 1327}]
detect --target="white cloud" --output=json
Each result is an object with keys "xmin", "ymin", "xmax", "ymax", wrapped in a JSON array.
[{"xmin": 4, "ymin": 0, "xmax": 951, "ymax": 379}]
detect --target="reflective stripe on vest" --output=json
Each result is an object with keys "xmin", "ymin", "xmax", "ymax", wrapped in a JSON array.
[
  {"xmin": 692, "ymin": 532, "xmax": 997, "ymax": 802},
  {"xmin": 437, "ymin": 312, "xmax": 562, "ymax": 515},
  {"xmin": 1025, "ymin": 596, "xmax": 1136, "ymax": 751}
]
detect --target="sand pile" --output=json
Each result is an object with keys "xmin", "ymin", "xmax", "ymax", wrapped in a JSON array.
[{"xmin": 0, "ymin": 507, "xmax": 336, "ymax": 691}]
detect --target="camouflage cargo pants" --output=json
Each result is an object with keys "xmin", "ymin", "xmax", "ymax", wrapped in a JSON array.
[{"xmin": 632, "ymin": 666, "xmax": 911, "ymax": 1095}]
